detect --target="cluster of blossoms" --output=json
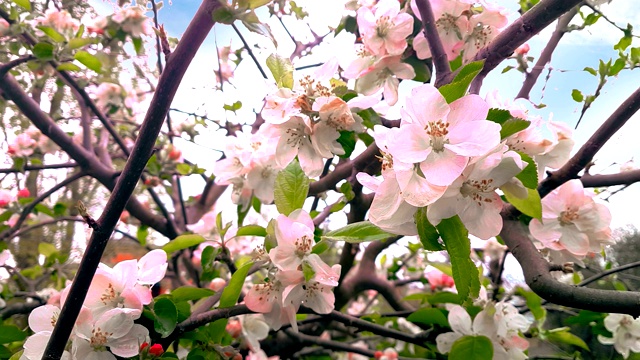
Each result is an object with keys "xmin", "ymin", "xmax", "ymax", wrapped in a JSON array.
[
  {"xmin": 598, "ymin": 313, "xmax": 640, "ymax": 359},
  {"xmin": 93, "ymin": 82, "xmax": 138, "ymax": 114},
  {"xmin": 410, "ymin": 0, "xmax": 508, "ymax": 62},
  {"xmin": 245, "ymin": 210, "xmax": 341, "ymax": 330},
  {"xmin": 33, "ymin": 9, "xmax": 79, "ymax": 36},
  {"xmin": 356, "ymin": 82, "xmax": 612, "ymax": 261},
  {"xmin": 340, "ymin": 0, "xmax": 507, "ymax": 105},
  {"xmin": 6, "ymin": 127, "xmax": 58, "ymax": 157},
  {"xmin": 213, "ymin": 60, "xmax": 375, "ymax": 204},
  {"xmin": 21, "ymin": 250, "xmax": 168, "ymax": 360},
  {"xmin": 93, "ymin": 6, "xmax": 153, "ymax": 39},
  {"xmin": 437, "ymin": 301, "xmax": 530, "ymax": 359}
]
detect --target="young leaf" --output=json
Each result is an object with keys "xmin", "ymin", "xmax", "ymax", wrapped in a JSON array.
[
  {"xmin": 74, "ymin": 50, "xmax": 102, "ymax": 73},
  {"xmin": 56, "ymin": 63, "xmax": 82, "ymax": 72},
  {"xmin": 163, "ymin": 234, "xmax": 206, "ymax": 254},
  {"xmin": 235, "ymin": 224, "xmax": 267, "ymax": 237},
  {"xmin": 11, "ymin": 0, "xmax": 31, "ymax": 10},
  {"xmin": 32, "ymin": 42, "xmax": 54, "ymax": 60},
  {"xmin": 439, "ymin": 60, "xmax": 484, "ymax": 103},
  {"xmin": 0, "ymin": 325, "xmax": 27, "ymax": 343},
  {"xmin": 499, "ymin": 118, "xmax": 530, "ymax": 139},
  {"xmin": 545, "ymin": 328, "xmax": 590, "ymax": 351},
  {"xmin": 322, "ymin": 221, "xmax": 393, "ymax": 243},
  {"xmin": 415, "ymin": 208, "xmax": 444, "ymax": 251},
  {"xmin": 273, "ymin": 159, "xmax": 309, "ymax": 215},
  {"xmin": 449, "ymin": 335, "xmax": 494, "ymax": 360},
  {"xmin": 266, "ymin": 54, "xmax": 294, "ymax": 89},
  {"xmin": 504, "ymin": 187, "xmax": 542, "ymax": 219},
  {"xmin": 37, "ymin": 26, "xmax": 65, "ymax": 43},
  {"xmin": 170, "ymin": 287, "xmax": 215, "ymax": 302},
  {"xmin": 219, "ymin": 261, "xmax": 253, "ymax": 308},
  {"xmin": 437, "ymin": 216, "xmax": 480, "ymax": 301},
  {"xmin": 407, "ymin": 307, "xmax": 449, "ymax": 327},
  {"xmin": 153, "ymin": 298, "xmax": 178, "ymax": 338},
  {"xmin": 515, "ymin": 287, "xmax": 546, "ymax": 322},
  {"xmin": 516, "ymin": 152, "xmax": 538, "ymax": 189}
]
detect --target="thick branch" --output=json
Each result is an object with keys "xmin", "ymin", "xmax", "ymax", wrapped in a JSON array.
[
  {"xmin": 414, "ymin": 0, "xmax": 451, "ymax": 86},
  {"xmin": 454, "ymin": 0, "xmax": 583, "ymax": 89},
  {"xmin": 42, "ymin": 1, "xmax": 221, "ymax": 358},
  {"xmin": 539, "ymin": 86, "xmax": 640, "ymax": 198},
  {"xmin": 0, "ymin": 162, "xmax": 79, "ymax": 173},
  {"xmin": 516, "ymin": 6, "xmax": 578, "ymax": 99},
  {"xmin": 581, "ymin": 169, "xmax": 640, "ymax": 188},
  {"xmin": 500, "ymin": 217, "xmax": 640, "ymax": 316}
]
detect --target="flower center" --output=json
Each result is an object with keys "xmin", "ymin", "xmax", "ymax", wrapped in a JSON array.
[
  {"xmin": 425, "ymin": 120, "xmax": 450, "ymax": 152},
  {"xmin": 375, "ymin": 15, "xmax": 392, "ymax": 38},
  {"xmin": 460, "ymin": 178, "xmax": 494, "ymax": 206},
  {"xmin": 90, "ymin": 327, "xmax": 112, "ymax": 347},
  {"xmin": 436, "ymin": 14, "xmax": 463, "ymax": 39},
  {"xmin": 559, "ymin": 207, "xmax": 579, "ymax": 226},
  {"xmin": 285, "ymin": 124, "xmax": 309, "ymax": 149},
  {"xmin": 294, "ymin": 235, "xmax": 313, "ymax": 257}
]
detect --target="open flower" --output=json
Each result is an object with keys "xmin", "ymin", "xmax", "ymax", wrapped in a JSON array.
[
  {"xmin": 354, "ymin": 55, "xmax": 415, "ymax": 106},
  {"xmin": 529, "ymin": 179, "xmax": 612, "ymax": 257},
  {"xmin": 357, "ymin": 0, "xmax": 413, "ymax": 56},
  {"xmin": 598, "ymin": 314, "xmax": 640, "ymax": 359}
]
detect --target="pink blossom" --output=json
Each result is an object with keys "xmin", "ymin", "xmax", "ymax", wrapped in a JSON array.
[
  {"xmin": 425, "ymin": 269, "xmax": 455, "ymax": 291},
  {"xmin": 411, "ymin": 0, "xmax": 473, "ymax": 60},
  {"xmin": 111, "ymin": 6, "xmax": 152, "ymax": 38},
  {"xmin": 269, "ymin": 210, "xmax": 316, "ymax": 271},
  {"xmin": 0, "ymin": 19, "xmax": 9, "ymax": 36},
  {"xmin": 598, "ymin": 314, "xmax": 640, "ymax": 359},
  {"xmin": 354, "ymin": 55, "xmax": 415, "ymax": 106},
  {"xmin": 388, "ymin": 84, "xmax": 501, "ymax": 188},
  {"xmin": 427, "ymin": 147, "xmax": 525, "ymax": 240},
  {"xmin": 0, "ymin": 190, "xmax": 12, "ymax": 207},
  {"xmin": 8, "ymin": 133, "xmax": 37, "ymax": 157},
  {"xmin": 515, "ymin": 43, "xmax": 530, "ymax": 56},
  {"xmin": 357, "ymin": 0, "xmax": 413, "ymax": 56},
  {"xmin": 529, "ymin": 179, "xmax": 612, "ymax": 257},
  {"xmin": 35, "ymin": 9, "xmax": 79, "ymax": 33},
  {"xmin": 458, "ymin": 5, "xmax": 508, "ymax": 62}
]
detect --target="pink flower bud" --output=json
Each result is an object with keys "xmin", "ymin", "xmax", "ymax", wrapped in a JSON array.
[
  {"xmin": 209, "ymin": 278, "xmax": 226, "ymax": 292},
  {"xmin": 515, "ymin": 43, "xmax": 530, "ymax": 56}
]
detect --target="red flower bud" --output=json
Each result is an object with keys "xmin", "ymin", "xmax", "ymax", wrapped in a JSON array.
[
  {"xmin": 149, "ymin": 344, "xmax": 164, "ymax": 356},
  {"xmin": 17, "ymin": 189, "xmax": 30, "ymax": 198}
]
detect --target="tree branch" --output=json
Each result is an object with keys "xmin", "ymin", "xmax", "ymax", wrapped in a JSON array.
[
  {"xmin": 499, "ymin": 217, "xmax": 640, "ymax": 316},
  {"xmin": 42, "ymin": 1, "xmax": 222, "ymax": 357},
  {"xmin": 458, "ymin": 0, "xmax": 584, "ymax": 91},
  {"xmin": 539, "ymin": 85, "xmax": 640, "ymax": 198},
  {"xmin": 414, "ymin": 0, "xmax": 451, "ymax": 86},
  {"xmin": 581, "ymin": 169, "xmax": 640, "ymax": 188},
  {"xmin": 516, "ymin": 6, "xmax": 578, "ymax": 99}
]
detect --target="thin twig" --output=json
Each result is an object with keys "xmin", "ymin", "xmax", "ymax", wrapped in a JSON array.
[
  {"xmin": 414, "ymin": 0, "xmax": 451, "ymax": 86},
  {"xmin": 231, "ymin": 23, "xmax": 268, "ymax": 79}
]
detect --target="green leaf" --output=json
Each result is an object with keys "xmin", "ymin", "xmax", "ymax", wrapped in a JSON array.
[
  {"xmin": 610, "ymin": 57, "xmax": 626, "ymax": 76},
  {"xmin": 209, "ymin": 261, "xmax": 253, "ymax": 342},
  {"xmin": 571, "ymin": 89, "xmax": 584, "ymax": 102},
  {"xmin": 32, "ymin": 42, "xmax": 54, "ymax": 60},
  {"xmin": 163, "ymin": 234, "xmax": 206, "ymax": 254},
  {"xmin": 153, "ymin": 297, "xmax": 178, "ymax": 338},
  {"xmin": 415, "ymin": 208, "xmax": 444, "ymax": 251},
  {"xmin": 170, "ymin": 287, "xmax": 215, "ymax": 302},
  {"xmin": 242, "ymin": 17, "xmax": 277, "ymax": 47},
  {"xmin": 235, "ymin": 224, "xmax": 267, "ymax": 237},
  {"xmin": 439, "ymin": 60, "xmax": 484, "ymax": 103},
  {"xmin": 499, "ymin": 118, "xmax": 530, "ymax": 139},
  {"xmin": 248, "ymin": 0, "xmax": 271, "ymax": 8},
  {"xmin": 486, "ymin": 108, "xmax": 511, "ymax": 124},
  {"xmin": 37, "ymin": 26, "xmax": 65, "ymax": 43},
  {"xmin": 449, "ymin": 335, "xmax": 493, "ymax": 360},
  {"xmin": 38, "ymin": 243, "xmax": 58, "ymax": 257},
  {"xmin": 176, "ymin": 163, "xmax": 191, "ymax": 175},
  {"xmin": 137, "ymin": 224, "xmax": 149, "ymax": 246},
  {"xmin": 515, "ymin": 287, "xmax": 546, "ymax": 322},
  {"xmin": 273, "ymin": 159, "xmax": 309, "ymax": 215},
  {"xmin": 407, "ymin": 307, "xmax": 449, "ymax": 327},
  {"xmin": 437, "ymin": 216, "xmax": 479, "ymax": 301},
  {"xmin": 302, "ymin": 261, "xmax": 315, "ymax": 282},
  {"xmin": 0, "ymin": 325, "xmax": 27, "ymax": 343},
  {"xmin": 68, "ymin": 37, "xmax": 94, "ymax": 50},
  {"xmin": 516, "ymin": 152, "xmax": 538, "ymax": 189},
  {"xmin": 0, "ymin": 211, "xmax": 13, "ymax": 223},
  {"xmin": 322, "ymin": 221, "xmax": 392, "ymax": 243},
  {"xmin": 56, "ymin": 63, "xmax": 82, "ymax": 72},
  {"xmin": 266, "ymin": 54, "xmax": 294, "ymax": 89},
  {"xmin": 426, "ymin": 291, "xmax": 462, "ymax": 305},
  {"xmin": 212, "ymin": 5, "xmax": 236, "ymax": 24},
  {"xmin": 220, "ymin": 261, "xmax": 253, "ymax": 308},
  {"xmin": 545, "ymin": 329, "xmax": 590, "ymax": 351},
  {"xmin": 11, "ymin": 0, "xmax": 31, "ymax": 10},
  {"xmin": 132, "ymin": 36, "xmax": 144, "ymax": 55},
  {"xmin": 337, "ymin": 130, "xmax": 356, "ymax": 158},
  {"xmin": 615, "ymin": 35, "xmax": 632, "ymax": 51},
  {"xmin": 223, "ymin": 100, "xmax": 242, "ymax": 113},
  {"xmin": 74, "ymin": 50, "xmax": 102, "ymax": 73},
  {"xmin": 311, "ymin": 238, "xmax": 330, "ymax": 254},
  {"xmin": 504, "ymin": 187, "xmax": 542, "ymax": 219},
  {"xmin": 584, "ymin": 66, "xmax": 597, "ymax": 76},
  {"xmin": 200, "ymin": 245, "xmax": 219, "ymax": 282}
]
